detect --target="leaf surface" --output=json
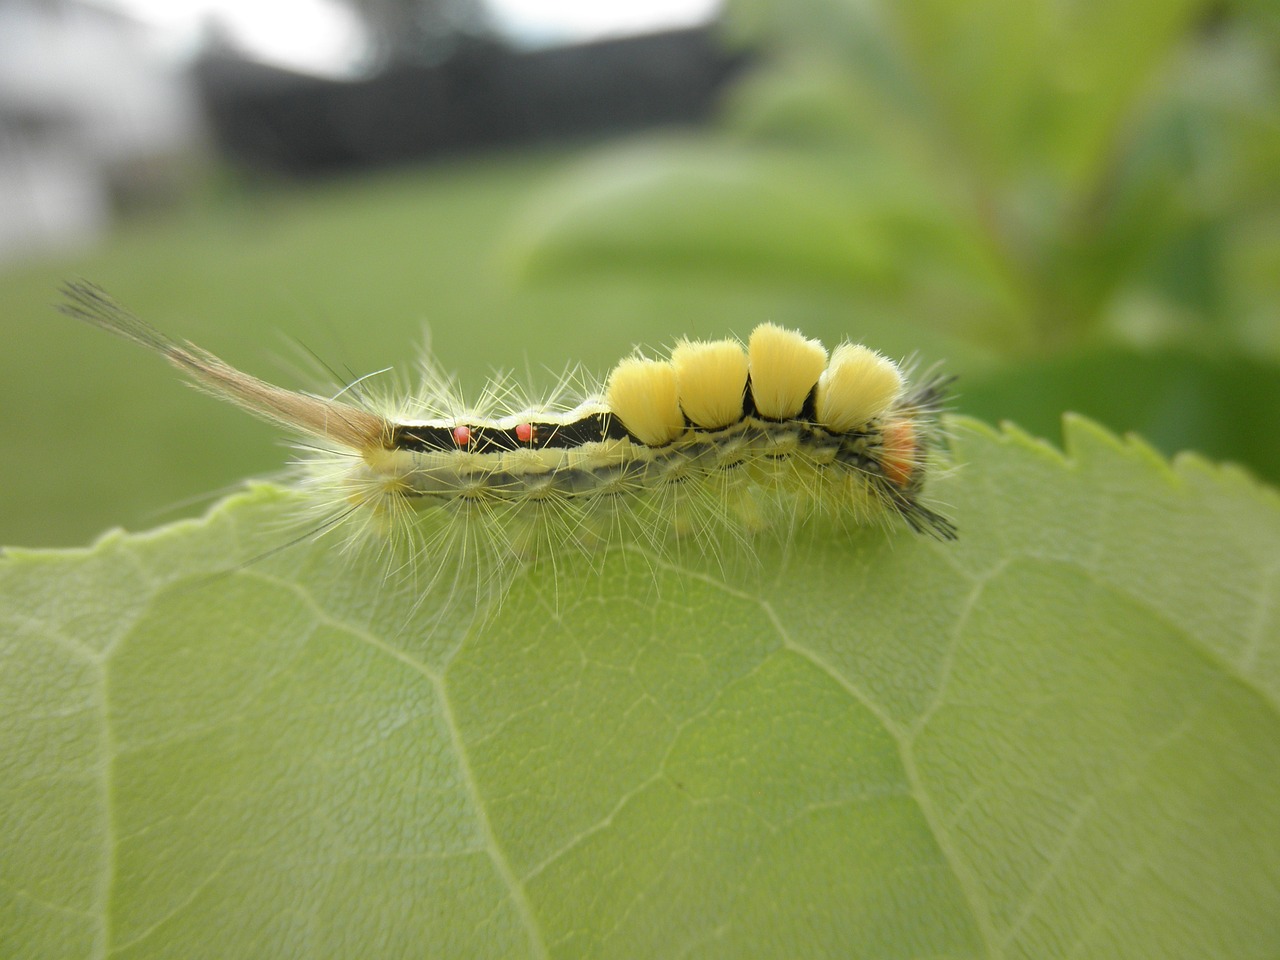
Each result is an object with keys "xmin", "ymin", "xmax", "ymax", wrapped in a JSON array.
[{"xmin": 3, "ymin": 417, "xmax": 1278, "ymax": 959}]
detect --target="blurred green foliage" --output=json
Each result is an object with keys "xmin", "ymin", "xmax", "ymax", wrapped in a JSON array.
[{"xmin": 514, "ymin": 0, "xmax": 1280, "ymax": 480}]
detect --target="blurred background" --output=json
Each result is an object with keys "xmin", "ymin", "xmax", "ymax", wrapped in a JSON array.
[{"xmin": 2, "ymin": 0, "xmax": 1278, "ymax": 547}]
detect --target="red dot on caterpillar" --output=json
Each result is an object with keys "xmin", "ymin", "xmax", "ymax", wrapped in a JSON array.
[
  {"xmin": 515, "ymin": 423, "xmax": 535, "ymax": 443},
  {"xmin": 452, "ymin": 425, "xmax": 472, "ymax": 447}
]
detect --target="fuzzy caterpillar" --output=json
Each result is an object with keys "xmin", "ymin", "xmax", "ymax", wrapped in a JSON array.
[{"xmin": 59, "ymin": 283, "xmax": 954, "ymax": 608}]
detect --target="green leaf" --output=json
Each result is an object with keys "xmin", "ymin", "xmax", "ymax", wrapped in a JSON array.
[
  {"xmin": 3, "ymin": 416, "xmax": 1279, "ymax": 958},
  {"xmin": 959, "ymin": 346, "xmax": 1280, "ymax": 487},
  {"xmin": 510, "ymin": 140, "xmax": 904, "ymax": 292},
  {"xmin": 509, "ymin": 139, "xmax": 1030, "ymax": 351},
  {"xmin": 527, "ymin": 4, "xmax": 1278, "ymax": 355}
]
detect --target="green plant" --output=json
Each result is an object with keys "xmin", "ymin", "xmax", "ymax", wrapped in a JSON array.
[{"xmin": 5, "ymin": 418, "xmax": 1278, "ymax": 957}]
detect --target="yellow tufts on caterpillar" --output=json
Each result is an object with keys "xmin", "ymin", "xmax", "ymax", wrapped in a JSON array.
[
  {"xmin": 670, "ymin": 338, "xmax": 748, "ymax": 430},
  {"xmin": 57, "ymin": 282, "xmax": 958, "ymax": 581},
  {"xmin": 814, "ymin": 343, "xmax": 904, "ymax": 434},
  {"xmin": 747, "ymin": 323, "xmax": 828, "ymax": 420},
  {"xmin": 604, "ymin": 356, "xmax": 685, "ymax": 447}
]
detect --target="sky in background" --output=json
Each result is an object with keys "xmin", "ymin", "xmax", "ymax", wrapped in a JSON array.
[{"xmin": 101, "ymin": 0, "xmax": 722, "ymax": 75}]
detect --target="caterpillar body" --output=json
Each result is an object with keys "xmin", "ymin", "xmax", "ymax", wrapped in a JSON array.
[{"xmin": 60, "ymin": 283, "xmax": 954, "ymax": 605}]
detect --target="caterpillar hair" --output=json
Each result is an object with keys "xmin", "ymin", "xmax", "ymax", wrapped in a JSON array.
[{"xmin": 59, "ymin": 282, "xmax": 955, "ymax": 607}]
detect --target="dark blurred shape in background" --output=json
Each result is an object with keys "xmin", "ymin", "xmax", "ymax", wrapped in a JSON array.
[
  {"xmin": 0, "ymin": 0, "xmax": 737, "ymax": 261},
  {"xmin": 195, "ymin": 26, "xmax": 746, "ymax": 176}
]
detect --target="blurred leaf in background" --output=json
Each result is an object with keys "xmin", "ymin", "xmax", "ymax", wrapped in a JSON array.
[{"xmin": 508, "ymin": 0, "xmax": 1280, "ymax": 485}]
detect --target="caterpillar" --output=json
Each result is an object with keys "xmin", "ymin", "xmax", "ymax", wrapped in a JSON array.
[{"xmin": 59, "ymin": 283, "xmax": 954, "ymax": 606}]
